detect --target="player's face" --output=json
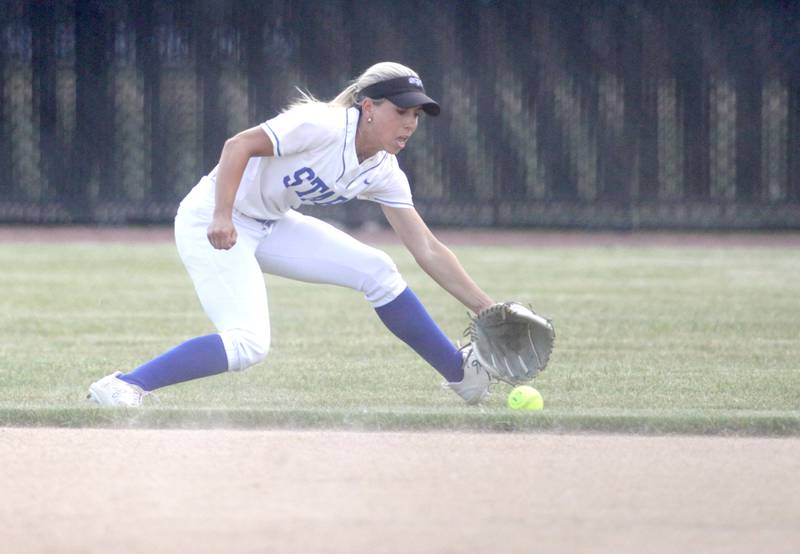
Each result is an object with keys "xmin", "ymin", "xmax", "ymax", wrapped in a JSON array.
[{"xmin": 371, "ymin": 100, "xmax": 422, "ymax": 154}]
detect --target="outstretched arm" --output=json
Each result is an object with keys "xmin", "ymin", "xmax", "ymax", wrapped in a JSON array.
[
  {"xmin": 382, "ymin": 205, "xmax": 494, "ymax": 314},
  {"xmin": 207, "ymin": 126, "xmax": 274, "ymax": 250}
]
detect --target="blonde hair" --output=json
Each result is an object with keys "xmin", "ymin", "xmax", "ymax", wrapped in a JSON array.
[{"xmin": 285, "ymin": 62, "xmax": 420, "ymax": 111}]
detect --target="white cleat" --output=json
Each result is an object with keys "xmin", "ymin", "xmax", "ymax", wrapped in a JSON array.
[
  {"xmin": 443, "ymin": 346, "xmax": 493, "ymax": 405},
  {"xmin": 86, "ymin": 372, "xmax": 145, "ymax": 407}
]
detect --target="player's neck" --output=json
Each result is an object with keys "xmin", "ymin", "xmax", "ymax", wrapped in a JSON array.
[{"xmin": 355, "ymin": 123, "xmax": 380, "ymax": 163}]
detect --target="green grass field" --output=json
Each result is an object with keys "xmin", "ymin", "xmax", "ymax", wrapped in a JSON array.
[{"xmin": 1, "ymin": 236, "xmax": 798, "ymax": 435}]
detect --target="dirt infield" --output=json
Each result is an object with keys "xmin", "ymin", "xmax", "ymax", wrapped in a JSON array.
[{"xmin": 1, "ymin": 428, "xmax": 798, "ymax": 554}]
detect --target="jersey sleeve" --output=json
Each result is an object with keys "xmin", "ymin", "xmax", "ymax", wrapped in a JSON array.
[
  {"xmin": 260, "ymin": 106, "xmax": 339, "ymax": 157},
  {"xmin": 357, "ymin": 156, "xmax": 414, "ymax": 208}
]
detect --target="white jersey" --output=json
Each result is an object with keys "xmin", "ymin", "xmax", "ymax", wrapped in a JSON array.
[{"xmin": 201, "ymin": 105, "xmax": 413, "ymax": 221}]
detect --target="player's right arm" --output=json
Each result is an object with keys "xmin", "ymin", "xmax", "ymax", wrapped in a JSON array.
[{"xmin": 207, "ymin": 126, "xmax": 274, "ymax": 250}]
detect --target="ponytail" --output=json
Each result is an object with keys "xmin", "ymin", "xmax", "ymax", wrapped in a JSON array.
[{"xmin": 284, "ymin": 62, "xmax": 420, "ymax": 113}]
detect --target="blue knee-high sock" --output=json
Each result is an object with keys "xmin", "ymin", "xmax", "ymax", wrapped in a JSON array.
[
  {"xmin": 374, "ymin": 287, "xmax": 464, "ymax": 383},
  {"xmin": 118, "ymin": 334, "xmax": 229, "ymax": 391}
]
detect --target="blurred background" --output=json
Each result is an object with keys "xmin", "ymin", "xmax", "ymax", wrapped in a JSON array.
[{"xmin": 0, "ymin": 0, "xmax": 798, "ymax": 229}]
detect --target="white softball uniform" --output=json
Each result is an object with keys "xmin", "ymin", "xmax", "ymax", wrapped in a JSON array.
[{"xmin": 175, "ymin": 105, "xmax": 411, "ymax": 372}]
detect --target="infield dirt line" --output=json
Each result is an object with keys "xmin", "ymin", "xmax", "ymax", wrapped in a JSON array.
[
  {"xmin": 1, "ymin": 225, "xmax": 799, "ymax": 247},
  {"xmin": 1, "ymin": 428, "xmax": 798, "ymax": 554}
]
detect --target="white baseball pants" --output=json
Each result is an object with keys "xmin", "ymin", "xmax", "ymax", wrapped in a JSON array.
[{"xmin": 174, "ymin": 187, "xmax": 407, "ymax": 372}]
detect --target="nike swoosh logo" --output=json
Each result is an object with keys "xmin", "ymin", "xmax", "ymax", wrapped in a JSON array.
[{"xmin": 364, "ymin": 179, "xmax": 372, "ymax": 185}]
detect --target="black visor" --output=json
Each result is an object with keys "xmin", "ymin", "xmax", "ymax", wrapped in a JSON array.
[{"xmin": 359, "ymin": 76, "xmax": 440, "ymax": 116}]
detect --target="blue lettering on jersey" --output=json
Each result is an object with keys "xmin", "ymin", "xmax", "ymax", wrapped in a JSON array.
[{"xmin": 283, "ymin": 167, "xmax": 349, "ymax": 205}]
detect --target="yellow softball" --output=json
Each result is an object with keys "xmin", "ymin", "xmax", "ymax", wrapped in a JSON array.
[{"xmin": 507, "ymin": 385, "xmax": 544, "ymax": 410}]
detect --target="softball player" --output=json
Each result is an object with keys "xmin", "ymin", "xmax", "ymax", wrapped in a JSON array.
[{"xmin": 87, "ymin": 61, "xmax": 495, "ymax": 407}]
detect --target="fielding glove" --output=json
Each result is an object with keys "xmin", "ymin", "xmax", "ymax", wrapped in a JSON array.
[{"xmin": 468, "ymin": 302, "xmax": 555, "ymax": 385}]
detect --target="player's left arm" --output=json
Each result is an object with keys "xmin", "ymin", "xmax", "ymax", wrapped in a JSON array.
[{"xmin": 382, "ymin": 205, "xmax": 494, "ymax": 314}]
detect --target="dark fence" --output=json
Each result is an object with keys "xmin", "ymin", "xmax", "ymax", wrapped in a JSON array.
[{"xmin": 1, "ymin": 0, "xmax": 799, "ymax": 229}]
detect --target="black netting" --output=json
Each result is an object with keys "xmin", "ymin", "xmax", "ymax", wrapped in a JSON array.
[{"xmin": 1, "ymin": 0, "xmax": 798, "ymax": 228}]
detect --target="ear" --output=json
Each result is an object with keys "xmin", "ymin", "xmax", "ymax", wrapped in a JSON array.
[{"xmin": 360, "ymin": 97, "xmax": 374, "ymax": 118}]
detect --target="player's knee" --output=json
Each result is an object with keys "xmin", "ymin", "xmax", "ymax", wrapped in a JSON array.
[
  {"xmin": 220, "ymin": 328, "xmax": 270, "ymax": 371},
  {"xmin": 361, "ymin": 249, "xmax": 407, "ymax": 306}
]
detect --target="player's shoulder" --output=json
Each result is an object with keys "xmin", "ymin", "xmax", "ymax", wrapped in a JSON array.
[
  {"xmin": 371, "ymin": 152, "xmax": 409, "ymax": 184},
  {"xmin": 263, "ymin": 104, "xmax": 352, "ymax": 157},
  {"xmin": 378, "ymin": 152, "xmax": 405, "ymax": 174},
  {"xmin": 279, "ymin": 104, "xmax": 349, "ymax": 135}
]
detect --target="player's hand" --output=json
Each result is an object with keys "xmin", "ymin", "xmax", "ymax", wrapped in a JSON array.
[{"xmin": 207, "ymin": 216, "xmax": 238, "ymax": 250}]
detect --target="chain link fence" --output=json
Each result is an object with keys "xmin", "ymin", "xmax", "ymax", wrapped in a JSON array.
[{"xmin": 1, "ymin": 0, "xmax": 799, "ymax": 228}]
